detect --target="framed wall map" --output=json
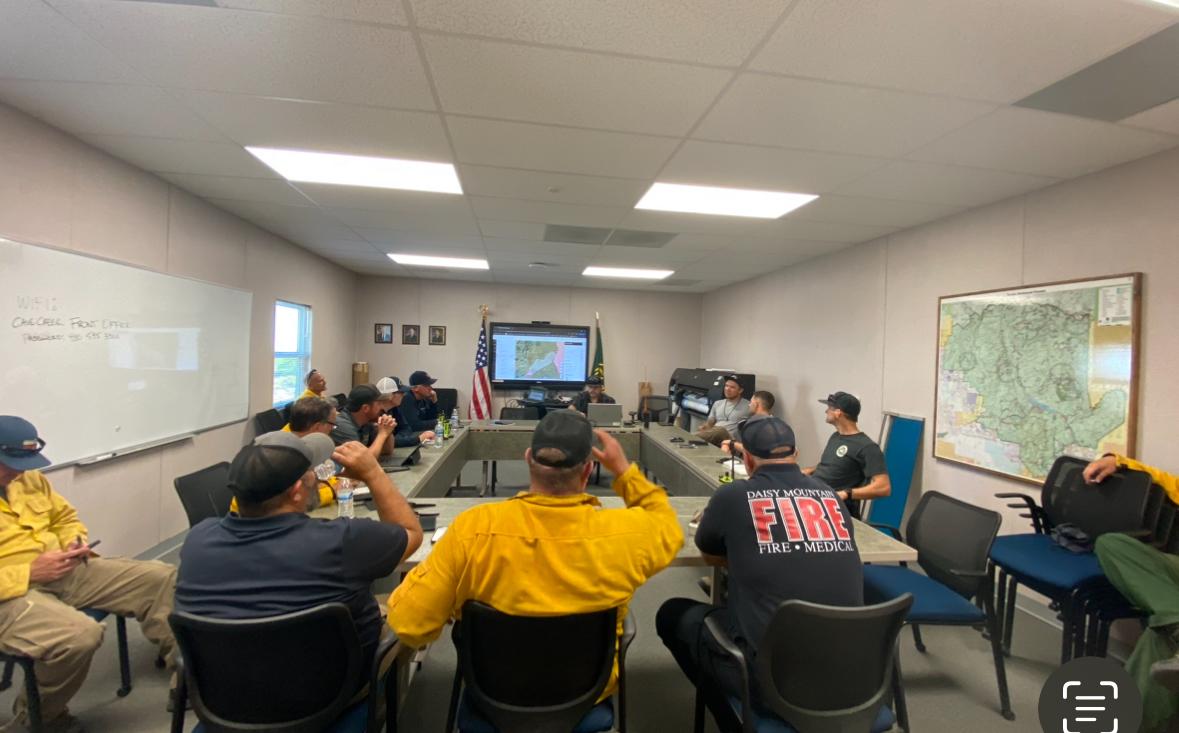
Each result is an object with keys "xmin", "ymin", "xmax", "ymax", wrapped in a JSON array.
[{"xmin": 934, "ymin": 273, "xmax": 1140, "ymax": 484}]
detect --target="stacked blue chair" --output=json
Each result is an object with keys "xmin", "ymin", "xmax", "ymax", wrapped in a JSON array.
[
  {"xmin": 989, "ymin": 455, "xmax": 1154, "ymax": 663},
  {"xmin": 862, "ymin": 491, "xmax": 1013, "ymax": 721}
]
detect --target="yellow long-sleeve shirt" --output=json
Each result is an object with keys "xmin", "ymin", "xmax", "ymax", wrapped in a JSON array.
[
  {"xmin": 1115, "ymin": 455, "xmax": 1179, "ymax": 504},
  {"xmin": 0, "ymin": 471, "xmax": 89, "ymax": 601},
  {"xmin": 387, "ymin": 463, "xmax": 683, "ymax": 698}
]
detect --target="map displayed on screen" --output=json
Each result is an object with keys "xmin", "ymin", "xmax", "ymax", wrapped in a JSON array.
[{"xmin": 489, "ymin": 323, "xmax": 589, "ymax": 386}]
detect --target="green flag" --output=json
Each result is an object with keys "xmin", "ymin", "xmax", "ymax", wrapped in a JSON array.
[{"xmin": 591, "ymin": 315, "xmax": 604, "ymax": 381}]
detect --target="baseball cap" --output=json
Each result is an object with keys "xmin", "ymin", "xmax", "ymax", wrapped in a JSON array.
[
  {"xmin": 228, "ymin": 431, "xmax": 335, "ymax": 504},
  {"xmin": 347, "ymin": 384, "xmax": 381, "ymax": 411},
  {"xmin": 819, "ymin": 391, "xmax": 861, "ymax": 420},
  {"xmin": 0, "ymin": 416, "xmax": 51, "ymax": 471},
  {"xmin": 530, "ymin": 410, "xmax": 593, "ymax": 468},
  {"xmin": 409, "ymin": 370, "xmax": 437, "ymax": 387},
  {"xmin": 586, "ymin": 376, "xmax": 604, "ymax": 386},
  {"xmin": 738, "ymin": 416, "xmax": 797, "ymax": 459},
  {"xmin": 375, "ymin": 377, "xmax": 399, "ymax": 396}
]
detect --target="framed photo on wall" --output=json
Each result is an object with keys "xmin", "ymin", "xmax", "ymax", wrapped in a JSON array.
[
  {"xmin": 429, "ymin": 325, "xmax": 446, "ymax": 346},
  {"xmin": 374, "ymin": 323, "xmax": 393, "ymax": 344},
  {"xmin": 402, "ymin": 324, "xmax": 420, "ymax": 345}
]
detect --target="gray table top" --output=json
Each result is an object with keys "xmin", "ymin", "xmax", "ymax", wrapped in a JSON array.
[{"xmin": 313, "ymin": 496, "xmax": 917, "ymax": 567}]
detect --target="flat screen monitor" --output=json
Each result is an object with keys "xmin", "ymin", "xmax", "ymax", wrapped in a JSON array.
[{"xmin": 488, "ymin": 322, "xmax": 590, "ymax": 391}]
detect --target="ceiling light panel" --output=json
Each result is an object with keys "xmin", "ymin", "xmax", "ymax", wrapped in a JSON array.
[
  {"xmin": 635, "ymin": 183, "xmax": 818, "ymax": 219},
  {"xmin": 247, "ymin": 147, "xmax": 462, "ymax": 194},
  {"xmin": 389, "ymin": 254, "xmax": 489, "ymax": 269},
  {"xmin": 583, "ymin": 266, "xmax": 674, "ymax": 280}
]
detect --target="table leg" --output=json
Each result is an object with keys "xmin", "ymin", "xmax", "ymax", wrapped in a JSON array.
[{"xmin": 479, "ymin": 460, "xmax": 489, "ymax": 497}]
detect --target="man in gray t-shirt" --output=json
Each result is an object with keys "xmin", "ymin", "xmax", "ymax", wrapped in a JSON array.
[{"xmin": 697, "ymin": 375, "xmax": 751, "ymax": 446}]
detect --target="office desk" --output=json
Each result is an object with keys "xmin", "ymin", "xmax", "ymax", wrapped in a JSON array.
[{"xmin": 313, "ymin": 496, "xmax": 918, "ymax": 567}]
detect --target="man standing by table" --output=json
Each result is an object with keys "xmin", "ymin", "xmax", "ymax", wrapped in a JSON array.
[{"xmin": 804, "ymin": 391, "xmax": 889, "ymax": 518}]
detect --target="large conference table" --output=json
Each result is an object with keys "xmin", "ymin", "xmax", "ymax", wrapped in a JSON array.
[{"xmin": 312, "ymin": 420, "xmax": 918, "ymax": 566}]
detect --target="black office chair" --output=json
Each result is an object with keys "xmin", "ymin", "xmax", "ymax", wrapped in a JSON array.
[
  {"xmin": 254, "ymin": 408, "xmax": 286, "ymax": 434},
  {"xmin": 863, "ymin": 491, "xmax": 1013, "ymax": 720},
  {"xmin": 436, "ymin": 388, "xmax": 459, "ymax": 417},
  {"xmin": 332, "ymin": 392, "xmax": 348, "ymax": 408},
  {"xmin": 168, "ymin": 603, "xmax": 399, "ymax": 733},
  {"xmin": 489, "ymin": 407, "xmax": 542, "ymax": 494},
  {"xmin": 173, "ymin": 462, "xmax": 233, "ymax": 527},
  {"xmin": 639, "ymin": 396, "xmax": 671, "ymax": 425},
  {"xmin": 695, "ymin": 595, "xmax": 912, "ymax": 733},
  {"xmin": 447, "ymin": 601, "xmax": 634, "ymax": 733}
]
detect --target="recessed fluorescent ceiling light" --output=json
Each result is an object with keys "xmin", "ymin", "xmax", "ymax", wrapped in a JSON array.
[
  {"xmin": 583, "ymin": 266, "xmax": 674, "ymax": 280},
  {"xmin": 388, "ymin": 254, "xmax": 489, "ymax": 270},
  {"xmin": 636, "ymin": 182, "xmax": 817, "ymax": 219},
  {"xmin": 246, "ymin": 147, "xmax": 462, "ymax": 194},
  {"xmin": 1146, "ymin": 0, "xmax": 1179, "ymax": 7}
]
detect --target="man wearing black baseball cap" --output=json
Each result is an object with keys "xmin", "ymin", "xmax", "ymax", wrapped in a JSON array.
[
  {"xmin": 331, "ymin": 384, "xmax": 398, "ymax": 459},
  {"xmin": 571, "ymin": 375, "xmax": 616, "ymax": 415},
  {"xmin": 803, "ymin": 391, "xmax": 890, "ymax": 518},
  {"xmin": 388, "ymin": 411, "xmax": 682, "ymax": 706},
  {"xmin": 396, "ymin": 371, "xmax": 442, "ymax": 434},
  {"xmin": 658, "ymin": 416, "xmax": 863, "ymax": 732},
  {"xmin": 176, "ymin": 432, "xmax": 421, "ymax": 689},
  {"xmin": 0, "ymin": 416, "xmax": 178, "ymax": 732}
]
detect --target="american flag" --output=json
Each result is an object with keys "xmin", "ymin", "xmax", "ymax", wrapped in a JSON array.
[{"xmin": 470, "ymin": 319, "xmax": 493, "ymax": 420}]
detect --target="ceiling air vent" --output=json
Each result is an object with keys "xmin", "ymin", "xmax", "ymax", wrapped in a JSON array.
[
  {"xmin": 604, "ymin": 229, "xmax": 677, "ymax": 248},
  {"xmin": 543, "ymin": 225, "xmax": 612, "ymax": 245}
]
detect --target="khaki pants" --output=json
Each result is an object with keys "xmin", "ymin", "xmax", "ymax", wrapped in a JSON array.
[
  {"xmin": 0, "ymin": 558, "xmax": 177, "ymax": 724},
  {"xmin": 697, "ymin": 425, "xmax": 732, "ymax": 447}
]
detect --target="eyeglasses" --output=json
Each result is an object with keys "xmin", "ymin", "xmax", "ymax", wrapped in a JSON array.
[{"xmin": 0, "ymin": 438, "xmax": 45, "ymax": 456}]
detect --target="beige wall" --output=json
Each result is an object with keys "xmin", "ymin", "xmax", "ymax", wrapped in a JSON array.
[
  {"xmin": 702, "ymin": 145, "xmax": 1179, "ymax": 530},
  {"xmin": 0, "ymin": 103, "xmax": 358, "ymax": 557},
  {"xmin": 354, "ymin": 276, "xmax": 702, "ymax": 417}
]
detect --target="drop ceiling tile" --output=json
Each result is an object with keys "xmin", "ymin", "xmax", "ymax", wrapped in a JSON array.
[
  {"xmin": 468, "ymin": 196, "xmax": 627, "ymax": 229},
  {"xmin": 386, "ymin": 243, "xmax": 488, "ymax": 260},
  {"xmin": 179, "ymin": 92, "xmax": 452, "ymax": 158},
  {"xmin": 458, "ymin": 166, "xmax": 648, "ymax": 208},
  {"xmin": 492, "ymin": 271, "xmax": 577, "ymax": 287},
  {"xmin": 597, "ymin": 246, "xmax": 707, "ymax": 265},
  {"xmin": 448, "ymin": 117, "xmax": 677, "ymax": 179},
  {"xmin": 695, "ymin": 73, "xmax": 996, "ymax": 157},
  {"xmin": 757, "ymin": 218, "xmax": 897, "ymax": 244},
  {"xmin": 78, "ymin": 134, "xmax": 280, "ymax": 178},
  {"xmin": 477, "ymin": 220, "xmax": 547, "ymax": 240},
  {"xmin": 321, "ymin": 205, "xmax": 481, "ymax": 238},
  {"xmin": 0, "ymin": 0, "xmax": 140, "ymax": 84},
  {"xmin": 302, "ymin": 240, "xmax": 383, "ymax": 257},
  {"xmin": 752, "ymin": 0, "xmax": 1177, "ymax": 103},
  {"xmin": 422, "ymin": 35, "xmax": 731, "ymax": 136},
  {"xmin": 49, "ymin": 0, "xmax": 434, "ymax": 109},
  {"xmin": 410, "ymin": 0, "xmax": 783, "ymax": 66},
  {"xmin": 405, "ymin": 268, "xmax": 495, "ymax": 283},
  {"xmin": 615, "ymin": 209, "xmax": 776, "ymax": 237},
  {"xmin": 354, "ymin": 230, "xmax": 485, "ymax": 250},
  {"xmin": 0, "ymin": 81, "xmax": 225, "ymax": 141},
  {"xmin": 160, "ymin": 173, "xmax": 314, "ymax": 207},
  {"xmin": 216, "ymin": 0, "xmax": 407, "ymax": 24},
  {"xmin": 661, "ymin": 140, "xmax": 888, "ymax": 194},
  {"xmin": 1121, "ymin": 97, "xmax": 1179, "ymax": 136},
  {"xmin": 836, "ymin": 159, "xmax": 1060, "ymax": 207},
  {"xmin": 293, "ymin": 182, "xmax": 468, "ymax": 214},
  {"xmin": 791, "ymin": 195, "xmax": 964, "ymax": 229},
  {"xmin": 908, "ymin": 107, "xmax": 1179, "ymax": 179},
  {"xmin": 206, "ymin": 198, "xmax": 360, "ymax": 241},
  {"xmin": 483, "ymin": 237, "xmax": 602, "ymax": 258}
]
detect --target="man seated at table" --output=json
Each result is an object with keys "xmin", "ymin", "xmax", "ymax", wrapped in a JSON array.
[
  {"xmin": 373, "ymin": 379, "xmax": 434, "ymax": 449},
  {"xmin": 387, "ymin": 411, "xmax": 683, "ymax": 702},
  {"xmin": 658, "ymin": 417, "xmax": 862, "ymax": 733},
  {"xmin": 332, "ymin": 384, "xmax": 397, "ymax": 459},
  {"xmin": 720, "ymin": 390, "xmax": 775, "ymax": 457},
  {"xmin": 571, "ymin": 376, "xmax": 616, "ymax": 414},
  {"xmin": 233, "ymin": 396, "xmax": 338, "ymax": 513},
  {"xmin": 301, "ymin": 368, "xmax": 327, "ymax": 401},
  {"xmin": 0, "ymin": 416, "xmax": 178, "ymax": 733},
  {"xmin": 396, "ymin": 371, "xmax": 441, "ymax": 433},
  {"xmin": 803, "ymin": 391, "xmax": 889, "ymax": 518},
  {"xmin": 175, "ymin": 432, "xmax": 422, "ymax": 682},
  {"xmin": 1084, "ymin": 454, "xmax": 1179, "ymax": 733},
  {"xmin": 697, "ymin": 376, "xmax": 751, "ymax": 447}
]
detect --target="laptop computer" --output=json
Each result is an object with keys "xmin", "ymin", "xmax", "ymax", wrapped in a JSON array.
[{"xmin": 587, "ymin": 403, "xmax": 623, "ymax": 427}]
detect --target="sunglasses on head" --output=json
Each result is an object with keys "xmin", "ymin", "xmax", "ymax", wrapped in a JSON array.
[{"xmin": 0, "ymin": 438, "xmax": 45, "ymax": 456}]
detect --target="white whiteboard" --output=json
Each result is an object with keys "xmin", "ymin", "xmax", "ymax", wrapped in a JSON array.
[{"xmin": 0, "ymin": 238, "xmax": 252, "ymax": 468}]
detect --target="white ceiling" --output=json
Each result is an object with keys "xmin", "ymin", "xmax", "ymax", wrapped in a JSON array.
[{"xmin": 2, "ymin": 0, "xmax": 1178, "ymax": 293}]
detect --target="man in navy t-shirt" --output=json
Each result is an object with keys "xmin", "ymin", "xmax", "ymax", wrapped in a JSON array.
[
  {"xmin": 657, "ymin": 416, "xmax": 863, "ymax": 732},
  {"xmin": 175, "ymin": 431, "xmax": 422, "ymax": 678}
]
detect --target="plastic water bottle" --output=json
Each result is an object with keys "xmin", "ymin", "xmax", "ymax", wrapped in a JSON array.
[
  {"xmin": 451, "ymin": 408, "xmax": 461, "ymax": 429},
  {"xmin": 434, "ymin": 418, "xmax": 444, "ymax": 447},
  {"xmin": 336, "ymin": 478, "xmax": 355, "ymax": 518}
]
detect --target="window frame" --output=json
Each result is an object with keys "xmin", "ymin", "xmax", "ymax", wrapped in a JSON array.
[{"xmin": 272, "ymin": 300, "xmax": 313, "ymax": 408}]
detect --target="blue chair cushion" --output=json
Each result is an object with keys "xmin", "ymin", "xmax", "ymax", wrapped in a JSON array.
[
  {"xmin": 863, "ymin": 565, "xmax": 985, "ymax": 624},
  {"xmin": 726, "ymin": 698, "xmax": 895, "ymax": 733},
  {"xmin": 989, "ymin": 534, "xmax": 1104, "ymax": 596},
  {"xmin": 457, "ymin": 691, "xmax": 614, "ymax": 733},
  {"xmin": 192, "ymin": 701, "xmax": 369, "ymax": 733}
]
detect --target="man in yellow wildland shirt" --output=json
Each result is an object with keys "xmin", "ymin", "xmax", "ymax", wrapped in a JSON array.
[
  {"xmin": 387, "ymin": 411, "xmax": 683, "ymax": 705},
  {"xmin": 1085, "ymin": 454, "xmax": 1179, "ymax": 733},
  {"xmin": 0, "ymin": 417, "xmax": 177, "ymax": 733}
]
